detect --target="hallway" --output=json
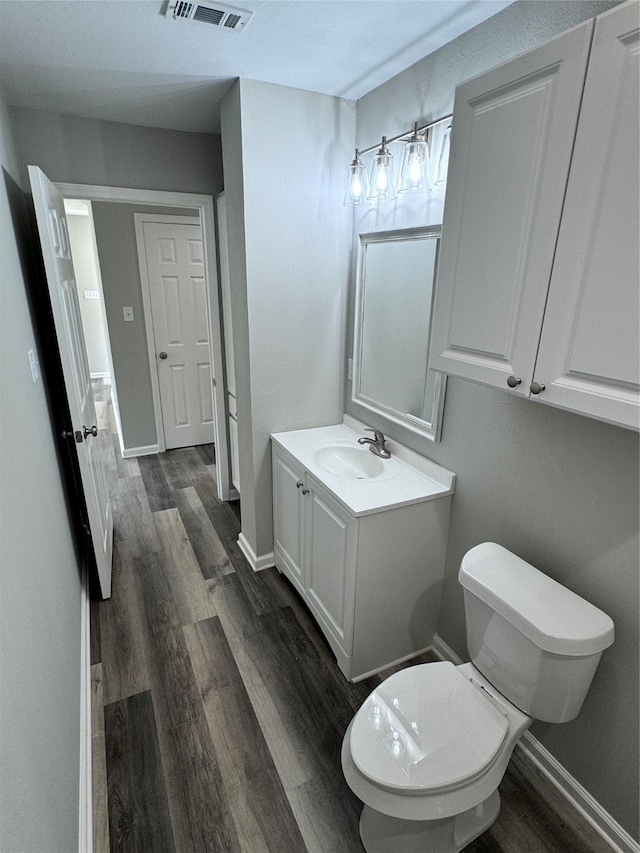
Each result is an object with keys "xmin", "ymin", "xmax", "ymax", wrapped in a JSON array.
[{"xmin": 90, "ymin": 383, "xmax": 611, "ymax": 853}]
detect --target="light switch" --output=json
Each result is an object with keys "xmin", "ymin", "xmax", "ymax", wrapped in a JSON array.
[
  {"xmin": 84, "ymin": 290, "xmax": 99, "ymax": 300},
  {"xmin": 28, "ymin": 349, "xmax": 40, "ymax": 383},
  {"xmin": 123, "ymin": 307, "xmax": 134, "ymax": 322}
]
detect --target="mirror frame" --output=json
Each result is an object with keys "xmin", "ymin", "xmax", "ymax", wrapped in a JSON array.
[{"xmin": 351, "ymin": 226, "xmax": 446, "ymax": 442}]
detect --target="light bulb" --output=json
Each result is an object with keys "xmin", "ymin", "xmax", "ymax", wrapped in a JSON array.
[
  {"xmin": 367, "ymin": 137, "xmax": 396, "ymax": 201},
  {"xmin": 398, "ymin": 125, "xmax": 432, "ymax": 194}
]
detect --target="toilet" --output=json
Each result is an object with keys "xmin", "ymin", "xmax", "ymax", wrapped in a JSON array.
[{"xmin": 341, "ymin": 542, "xmax": 615, "ymax": 853}]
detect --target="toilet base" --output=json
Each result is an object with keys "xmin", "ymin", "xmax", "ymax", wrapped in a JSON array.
[{"xmin": 359, "ymin": 789, "xmax": 501, "ymax": 853}]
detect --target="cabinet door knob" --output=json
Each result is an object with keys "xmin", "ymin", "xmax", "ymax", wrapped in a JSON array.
[
  {"xmin": 506, "ymin": 375, "xmax": 522, "ymax": 388},
  {"xmin": 530, "ymin": 381, "xmax": 546, "ymax": 395},
  {"xmin": 296, "ymin": 481, "xmax": 304, "ymax": 489},
  {"xmin": 301, "ymin": 488, "xmax": 309, "ymax": 495}
]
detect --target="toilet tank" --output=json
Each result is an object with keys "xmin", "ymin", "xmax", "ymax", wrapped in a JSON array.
[{"xmin": 459, "ymin": 543, "xmax": 614, "ymax": 723}]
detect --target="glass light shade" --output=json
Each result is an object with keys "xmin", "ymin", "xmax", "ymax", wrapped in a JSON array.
[
  {"xmin": 368, "ymin": 137, "xmax": 396, "ymax": 201},
  {"xmin": 433, "ymin": 125, "xmax": 451, "ymax": 186},
  {"xmin": 343, "ymin": 152, "xmax": 370, "ymax": 206},
  {"xmin": 398, "ymin": 131, "xmax": 432, "ymax": 193}
]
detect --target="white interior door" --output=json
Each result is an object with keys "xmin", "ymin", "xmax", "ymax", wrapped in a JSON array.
[
  {"xmin": 142, "ymin": 220, "xmax": 216, "ymax": 450},
  {"xmin": 29, "ymin": 166, "xmax": 114, "ymax": 599}
]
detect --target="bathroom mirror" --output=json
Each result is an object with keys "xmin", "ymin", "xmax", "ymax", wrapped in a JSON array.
[{"xmin": 352, "ymin": 226, "xmax": 445, "ymax": 441}]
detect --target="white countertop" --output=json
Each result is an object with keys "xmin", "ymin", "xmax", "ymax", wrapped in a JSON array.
[{"xmin": 271, "ymin": 416, "xmax": 456, "ymax": 517}]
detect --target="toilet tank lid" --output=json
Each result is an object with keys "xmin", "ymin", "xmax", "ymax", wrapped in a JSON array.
[{"xmin": 459, "ymin": 543, "xmax": 615, "ymax": 656}]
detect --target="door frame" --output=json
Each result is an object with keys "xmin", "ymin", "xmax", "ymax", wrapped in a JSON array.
[{"xmin": 55, "ymin": 182, "xmax": 232, "ymax": 502}]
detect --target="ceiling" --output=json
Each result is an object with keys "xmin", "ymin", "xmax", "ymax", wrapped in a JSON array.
[{"xmin": 0, "ymin": 0, "xmax": 513, "ymax": 134}]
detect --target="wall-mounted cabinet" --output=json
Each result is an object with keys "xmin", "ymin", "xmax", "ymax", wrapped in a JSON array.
[
  {"xmin": 272, "ymin": 421, "xmax": 455, "ymax": 681},
  {"xmin": 430, "ymin": 4, "xmax": 639, "ymax": 431}
]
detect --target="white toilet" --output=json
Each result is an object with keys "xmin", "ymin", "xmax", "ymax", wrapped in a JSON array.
[{"xmin": 341, "ymin": 542, "xmax": 615, "ymax": 853}]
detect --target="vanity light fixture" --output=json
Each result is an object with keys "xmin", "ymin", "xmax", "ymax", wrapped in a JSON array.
[
  {"xmin": 343, "ymin": 149, "xmax": 370, "ymax": 206},
  {"xmin": 397, "ymin": 122, "xmax": 432, "ymax": 193},
  {"xmin": 367, "ymin": 137, "xmax": 396, "ymax": 201},
  {"xmin": 344, "ymin": 114, "xmax": 452, "ymax": 205}
]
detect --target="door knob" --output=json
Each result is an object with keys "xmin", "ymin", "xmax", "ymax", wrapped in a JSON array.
[
  {"xmin": 530, "ymin": 381, "xmax": 546, "ymax": 395},
  {"xmin": 159, "ymin": 351, "xmax": 168, "ymax": 360},
  {"xmin": 83, "ymin": 425, "xmax": 98, "ymax": 438},
  {"xmin": 506, "ymin": 375, "xmax": 522, "ymax": 388}
]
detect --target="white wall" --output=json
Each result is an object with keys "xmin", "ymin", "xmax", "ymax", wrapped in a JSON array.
[
  {"xmin": 66, "ymin": 209, "xmax": 111, "ymax": 377},
  {"xmin": 0, "ymin": 93, "xmax": 83, "ymax": 852},
  {"xmin": 347, "ymin": 0, "xmax": 638, "ymax": 842},
  {"xmin": 221, "ymin": 79, "xmax": 355, "ymax": 559}
]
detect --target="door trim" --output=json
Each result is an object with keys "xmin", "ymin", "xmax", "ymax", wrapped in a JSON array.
[
  {"xmin": 134, "ymin": 213, "xmax": 201, "ymax": 454},
  {"xmin": 55, "ymin": 183, "xmax": 232, "ymax": 502}
]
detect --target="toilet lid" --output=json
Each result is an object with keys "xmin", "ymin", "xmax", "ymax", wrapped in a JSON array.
[{"xmin": 350, "ymin": 662, "xmax": 509, "ymax": 795}]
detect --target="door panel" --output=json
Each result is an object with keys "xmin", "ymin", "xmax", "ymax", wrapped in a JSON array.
[
  {"xmin": 429, "ymin": 21, "xmax": 594, "ymax": 393},
  {"xmin": 143, "ymin": 221, "xmax": 215, "ymax": 449},
  {"xmin": 29, "ymin": 165, "xmax": 114, "ymax": 599},
  {"xmin": 532, "ymin": 4, "xmax": 640, "ymax": 428}
]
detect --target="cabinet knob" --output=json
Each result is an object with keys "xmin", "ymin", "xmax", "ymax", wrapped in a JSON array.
[
  {"xmin": 506, "ymin": 375, "xmax": 522, "ymax": 388},
  {"xmin": 296, "ymin": 481, "xmax": 304, "ymax": 489},
  {"xmin": 301, "ymin": 488, "xmax": 309, "ymax": 495},
  {"xmin": 530, "ymin": 381, "xmax": 546, "ymax": 395}
]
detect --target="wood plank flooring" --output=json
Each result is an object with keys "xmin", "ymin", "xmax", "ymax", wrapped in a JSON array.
[{"xmin": 91, "ymin": 381, "xmax": 613, "ymax": 853}]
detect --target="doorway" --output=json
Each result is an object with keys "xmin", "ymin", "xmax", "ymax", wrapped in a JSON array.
[{"xmin": 56, "ymin": 181, "xmax": 233, "ymax": 503}]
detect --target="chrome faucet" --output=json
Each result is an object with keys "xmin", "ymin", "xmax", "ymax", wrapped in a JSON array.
[{"xmin": 357, "ymin": 428, "xmax": 391, "ymax": 458}]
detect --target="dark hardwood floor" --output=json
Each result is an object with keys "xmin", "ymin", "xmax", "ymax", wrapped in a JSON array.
[{"xmin": 90, "ymin": 381, "xmax": 612, "ymax": 853}]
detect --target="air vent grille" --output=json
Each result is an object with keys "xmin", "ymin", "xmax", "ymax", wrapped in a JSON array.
[
  {"xmin": 167, "ymin": 1, "xmax": 253, "ymax": 31},
  {"xmin": 193, "ymin": 5, "xmax": 224, "ymax": 25}
]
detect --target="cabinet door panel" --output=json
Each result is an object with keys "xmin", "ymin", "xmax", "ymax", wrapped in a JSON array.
[
  {"xmin": 272, "ymin": 451, "xmax": 305, "ymax": 589},
  {"xmin": 430, "ymin": 21, "xmax": 594, "ymax": 393},
  {"xmin": 305, "ymin": 482, "xmax": 356, "ymax": 655},
  {"xmin": 533, "ymin": 3, "xmax": 640, "ymax": 429}
]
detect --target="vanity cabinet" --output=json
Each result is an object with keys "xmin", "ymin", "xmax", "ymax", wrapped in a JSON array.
[
  {"xmin": 271, "ymin": 429, "xmax": 455, "ymax": 682},
  {"xmin": 430, "ymin": 4, "xmax": 639, "ymax": 430},
  {"xmin": 273, "ymin": 448, "xmax": 356, "ymax": 658}
]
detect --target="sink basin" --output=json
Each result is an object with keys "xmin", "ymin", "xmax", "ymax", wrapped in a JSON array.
[{"xmin": 314, "ymin": 442, "xmax": 388, "ymax": 480}]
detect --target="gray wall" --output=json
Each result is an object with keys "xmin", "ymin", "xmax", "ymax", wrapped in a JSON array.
[
  {"xmin": 67, "ymin": 210, "xmax": 111, "ymax": 376},
  {"xmin": 347, "ymin": 0, "xmax": 638, "ymax": 840},
  {"xmin": 0, "ymin": 93, "xmax": 82, "ymax": 852},
  {"xmin": 92, "ymin": 202, "xmax": 198, "ymax": 450},
  {"xmin": 221, "ymin": 79, "xmax": 355, "ymax": 559},
  {"xmin": 9, "ymin": 106, "xmax": 223, "ymax": 195}
]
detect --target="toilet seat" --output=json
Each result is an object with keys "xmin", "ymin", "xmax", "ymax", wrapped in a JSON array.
[{"xmin": 350, "ymin": 662, "xmax": 509, "ymax": 796}]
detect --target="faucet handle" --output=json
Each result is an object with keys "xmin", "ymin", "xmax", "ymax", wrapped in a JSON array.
[{"xmin": 365, "ymin": 427, "xmax": 386, "ymax": 443}]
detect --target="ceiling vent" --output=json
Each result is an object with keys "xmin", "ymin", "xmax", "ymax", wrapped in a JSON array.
[{"xmin": 167, "ymin": 1, "xmax": 253, "ymax": 32}]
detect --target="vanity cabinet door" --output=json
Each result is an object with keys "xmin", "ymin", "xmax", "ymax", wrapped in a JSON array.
[
  {"xmin": 304, "ymin": 476, "xmax": 357, "ymax": 657},
  {"xmin": 531, "ymin": 3, "xmax": 640, "ymax": 430},
  {"xmin": 272, "ymin": 448, "xmax": 305, "ymax": 592},
  {"xmin": 429, "ymin": 21, "xmax": 594, "ymax": 395}
]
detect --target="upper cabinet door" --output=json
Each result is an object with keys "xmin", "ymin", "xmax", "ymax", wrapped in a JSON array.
[
  {"xmin": 532, "ymin": 3, "xmax": 640, "ymax": 430},
  {"xmin": 429, "ymin": 21, "xmax": 594, "ymax": 395}
]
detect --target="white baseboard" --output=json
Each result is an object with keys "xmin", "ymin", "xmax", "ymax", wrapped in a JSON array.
[
  {"xmin": 78, "ymin": 565, "xmax": 93, "ymax": 853},
  {"xmin": 518, "ymin": 734, "xmax": 639, "ymax": 853},
  {"xmin": 122, "ymin": 444, "xmax": 160, "ymax": 459},
  {"xmin": 237, "ymin": 532, "xmax": 274, "ymax": 572},
  {"xmin": 431, "ymin": 633, "xmax": 638, "ymax": 853}
]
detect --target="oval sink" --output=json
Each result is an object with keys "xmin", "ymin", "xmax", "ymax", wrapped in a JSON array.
[{"xmin": 314, "ymin": 443, "xmax": 387, "ymax": 480}]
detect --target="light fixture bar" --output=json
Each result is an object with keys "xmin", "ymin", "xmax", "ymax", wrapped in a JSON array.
[{"xmin": 356, "ymin": 113, "xmax": 452, "ymax": 158}]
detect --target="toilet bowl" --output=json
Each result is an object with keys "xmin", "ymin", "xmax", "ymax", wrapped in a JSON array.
[{"xmin": 341, "ymin": 543, "xmax": 615, "ymax": 853}]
